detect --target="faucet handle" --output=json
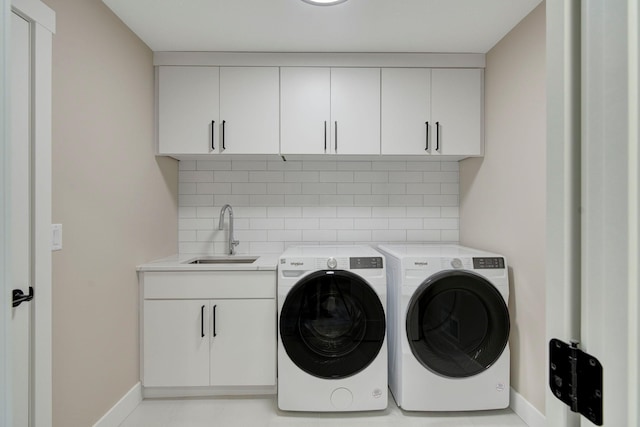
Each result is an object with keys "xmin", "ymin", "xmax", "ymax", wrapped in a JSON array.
[{"xmin": 231, "ymin": 240, "xmax": 239, "ymax": 247}]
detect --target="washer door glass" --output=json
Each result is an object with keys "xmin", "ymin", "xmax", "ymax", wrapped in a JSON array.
[
  {"xmin": 280, "ymin": 270, "xmax": 385, "ymax": 379},
  {"xmin": 406, "ymin": 270, "xmax": 510, "ymax": 378}
]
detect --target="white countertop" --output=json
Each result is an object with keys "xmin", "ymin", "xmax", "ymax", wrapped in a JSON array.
[{"xmin": 137, "ymin": 253, "xmax": 279, "ymax": 272}]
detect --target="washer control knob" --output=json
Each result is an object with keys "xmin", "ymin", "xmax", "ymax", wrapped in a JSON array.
[
  {"xmin": 327, "ymin": 257, "xmax": 338, "ymax": 269},
  {"xmin": 451, "ymin": 258, "xmax": 463, "ymax": 269}
]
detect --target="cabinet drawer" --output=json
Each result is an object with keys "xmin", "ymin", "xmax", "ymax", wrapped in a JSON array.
[{"xmin": 142, "ymin": 271, "xmax": 276, "ymax": 299}]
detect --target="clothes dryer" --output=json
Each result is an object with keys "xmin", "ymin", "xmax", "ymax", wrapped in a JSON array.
[
  {"xmin": 377, "ymin": 244, "xmax": 510, "ymax": 411},
  {"xmin": 278, "ymin": 245, "xmax": 387, "ymax": 412}
]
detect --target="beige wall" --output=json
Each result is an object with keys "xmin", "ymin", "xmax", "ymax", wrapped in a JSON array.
[
  {"xmin": 459, "ymin": 3, "xmax": 546, "ymax": 414},
  {"xmin": 43, "ymin": 0, "xmax": 178, "ymax": 425}
]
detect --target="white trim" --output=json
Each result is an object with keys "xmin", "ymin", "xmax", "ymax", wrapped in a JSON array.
[
  {"xmin": 10, "ymin": 0, "xmax": 54, "ymax": 33},
  {"xmin": 153, "ymin": 52, "xmax": 485, "ymax": 68},
  {"xmin": 142, "ymin": 385, "xmax": 277, "ymax": 399},
  {"xmin": 509, "ymin": 387, "xmax": 545, "ymax": 427},
  {"xmin": 92, "ymin": 382, "xmax": 142, "ymax": 427},
  {"xmin": 0, "ymin": 1, "xmax": 10, "ymax": 426}
]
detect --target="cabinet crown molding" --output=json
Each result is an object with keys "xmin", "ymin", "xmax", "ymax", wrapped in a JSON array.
[{"xmin": 154, "ymin": 52, "xmax": 485, "ymax": 68}]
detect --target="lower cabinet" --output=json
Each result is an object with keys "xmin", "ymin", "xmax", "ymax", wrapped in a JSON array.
[{"xmin": 140, "ymin": 271, "xmax": 276, "ymax": 391}]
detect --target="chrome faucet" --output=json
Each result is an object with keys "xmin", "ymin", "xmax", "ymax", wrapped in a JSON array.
[{"xmin": 218, "ymin": 204, "xmax": 239, "ymax": 255}]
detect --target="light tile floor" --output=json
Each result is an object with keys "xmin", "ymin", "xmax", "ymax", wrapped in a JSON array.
[{"xmin": 120, "ymin": 394, "xmax": 529, "ymax": 427}]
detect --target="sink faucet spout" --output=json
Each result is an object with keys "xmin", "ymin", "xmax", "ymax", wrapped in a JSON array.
[{"xmin": 218, "ymin": 204, "xmax": 239, "ymax": 255}]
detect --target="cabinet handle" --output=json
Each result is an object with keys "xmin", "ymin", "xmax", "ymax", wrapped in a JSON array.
[
  {"xmin": 211, "ymin": 120, "xmax": 215, "ymax": 151},
  {"xmin": 212, "ymin": 304, "xmax": 217, "ymax": 337},
  {"xmin": 222, "ymin": 120, "xmax": 226, "ymax": 150},
  {"xmin": 435, "ymin": 121, "xmax": 440, "ymax": 152},
  {"xmin": 334, "ymin": 121, "xmax": 338, "ymax": 152},
  {"xmin": 425, "ymin": 121, "xmax": 429, "ymax": 151},
  {"xmin": 324, "ymin": 121, "xmax": 327, "ymax": 151},
  {"xmin": 200, "ymin": 305, "xmax": 205, "ymax": 338}
]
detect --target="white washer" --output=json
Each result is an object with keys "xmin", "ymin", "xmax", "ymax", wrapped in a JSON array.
[
  {"xmin": 377, "ymin": 244, "xmax": 510, "ymax": 411},
  {"xmin": 278, "ymin": 245, "xmax": 388, "ymax": 412}
]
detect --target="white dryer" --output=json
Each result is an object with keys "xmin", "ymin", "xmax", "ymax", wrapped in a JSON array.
[
  {"xmin": 277, "ymin": 245, "xmax": 387, "ymax": 412},
  {"xmin": 377, "ymin": 244, "xmax": 510, "ymax": 411}
]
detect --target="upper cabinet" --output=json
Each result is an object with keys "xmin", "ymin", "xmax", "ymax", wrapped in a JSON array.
[
  {"xmin": 158, "ymin": 66, "xmax": 219, "ymax": 155},
  {"xmin": 381, "ymin": 68, "xmax": 483, "ymax": 156},
  {"xmin": 219, "ymin": 67, "xmax": 280, "ymax": 155},
  {"xmin": 431, "ymin": 69, "xmax": 483, "ymax": 156},
  {"xmin": 157, "ymin": 66, "xmax": 279, "ymax": 156},
  {"xmin": 280, "ymin": 67, "xmax": 380, "ymax": 155}
]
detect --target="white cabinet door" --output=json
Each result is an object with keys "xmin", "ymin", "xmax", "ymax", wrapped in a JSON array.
[
  {"xmin": 158, "ymin": 66, "xmax": 220, "ymax": 155},
  {"xmin": 330, "ymin": 68, "xmax": 381, "ymax": 155},
  {"xmin": 431, "ymin": 68, "xmax": 483, "ymax": 156},
  {"xmin": 210, "ymin": 299, "xmax": 276, "ymax": 386},
  {"xmin": 143, "ymin": 300, "xmax": 210, "ymax": 387},
  {"xmin": 280, "ymin": 67, "xmax": 331, "ymax": 155},
  {"xmin": 381, "ymin": 68, "xmax": 432, "ymax": 155},
  {"xmin": 219, "ymin": 67, "xmax": 280, "ymax": 154}
]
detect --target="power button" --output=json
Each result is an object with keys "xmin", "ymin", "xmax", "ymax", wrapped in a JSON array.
[{"xmin": 327, "ymin": 257, "xmax": 337, "ymax": 269}]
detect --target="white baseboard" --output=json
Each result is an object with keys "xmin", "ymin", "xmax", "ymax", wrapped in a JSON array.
[
  {"xmin": 93, "ymin": 382, "xmax": 142, "ymax": 427},
  {"xmin": 510, "ymin": 387, "xmax": 545, "ymax": 427}
]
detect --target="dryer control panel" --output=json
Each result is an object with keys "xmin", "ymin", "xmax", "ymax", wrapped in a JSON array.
[{"xmin": 473, "ymin": 257, "xmax": 506, "ymax": 269}]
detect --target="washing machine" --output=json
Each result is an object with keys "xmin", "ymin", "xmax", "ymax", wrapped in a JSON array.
[
  {"xmin": 377, "ymin": 244, "xmax": 510, "ymax": 411},
  {"xmin": 277, "ymin": 245, "xmax": 387, "ymax": 412}
]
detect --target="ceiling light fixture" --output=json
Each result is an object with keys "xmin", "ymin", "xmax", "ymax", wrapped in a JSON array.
[{"xmin": 301, "ymin": 0, "xmax": 349, "ymax": 6}]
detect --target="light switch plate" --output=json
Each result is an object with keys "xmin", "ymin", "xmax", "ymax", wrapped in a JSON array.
[{"xmin": 52, "ymin": 224, "xmax": 62, "ymax": 251}]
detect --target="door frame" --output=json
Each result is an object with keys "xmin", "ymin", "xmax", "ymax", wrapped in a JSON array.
[{"xmin": 4, "ymin": 1, "xmax": 54, "ymax": 426}]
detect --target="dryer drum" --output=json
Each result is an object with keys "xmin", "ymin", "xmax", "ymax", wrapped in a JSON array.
[
  {"xmin": 406, "ymin": 270, "xmax": 510, "ymax": 378},
  {"xmin": 280, "ymin": 270, "xmax": 386, "ymax": 379}
]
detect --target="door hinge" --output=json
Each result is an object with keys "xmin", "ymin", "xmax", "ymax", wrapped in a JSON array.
[{"xmin": 549, "ymin": 338, "xmax": 603, "ymax": 426}]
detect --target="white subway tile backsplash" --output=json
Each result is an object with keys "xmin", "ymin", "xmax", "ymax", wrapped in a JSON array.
[
  {"xmin": 179, "ymin": 171, "xmax": 214, "ymax": 183},
  {"xmin": 249, "ymin": 171, "xmax": 284, "ymax": 183},
  {"xmin": 197, "ymin": 160, "xmax": 231, "ymax": 171},
  {"xmin": 284, "ymin": 171, "xmax": 319, "ymax": 183},
  {"xmin": 213, "ymin": 171, "xmax": 249, "ymax": 183},
  {"xmin": 354, "ymin": 171, "xmax": 388, "ymax": 183},
  {"xmin": 303, "ymin": 183, "xmax": 337, "ymax": 195},
  {"xmin": 337, "ymin": 207, "xmax": 372, "ymax": 218},
  {"xmin": 285, "ymin": 218, "xmax": 319, "ymax": 230},
  {"xmin": 177, "ymin": 159, "xmax": 460, "ymax": 254},
  {"xmin": 319, "ymin": 171, "xmax": 354, "ymax": 183},
  {"xmin": 196, "ymin": 183, "xmax": 231, "ymax": 194},
  {"xmin": 267, "ymin": 207, "xmax": 302, "ymax": 218},
  {"xmin": 319, "ymin": 195, "xmax": 354, "ymax": 206},
  {"xmin": 337, "ymin": 161, "xmax": 372, "ymax": 171},
  {"xmin": 213, "ymin": 195, "xmax": 250, "ymax": 206},
  {"xmin": 303, "ymin": 206, "xmax": 337, "ymax": 217},
  {"xmin": 355, "ymin": 195, "xmax": 389, "ymax": 206},
  {"xmin": 319, "ymin": 218, "xmax": 354, "ymax": 230},
  {"xmin": 179, "ymin": 195, "xmax": 214, "ymax": 207},
  {"xmin": 389, "ymin": 171, "xmax": 423, "ymax": 183}
]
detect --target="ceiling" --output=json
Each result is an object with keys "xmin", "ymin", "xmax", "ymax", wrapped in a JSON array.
[{"xmin": 102, "ymin": 0, "xmax": 542, "ymax": 54}]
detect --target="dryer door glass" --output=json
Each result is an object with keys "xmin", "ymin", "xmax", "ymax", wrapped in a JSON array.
[
  {"xmin": 406, "ymin": 270, "xmax": 510, "ymax": 378},
  {"xmin": 280, "ymin": 270, "xmax": 385, "ymax": 379}
]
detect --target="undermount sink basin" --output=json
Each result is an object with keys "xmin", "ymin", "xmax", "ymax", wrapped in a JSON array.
[{"xmin": 185, "ymin": 256, "xmax": 259, "ymax": 265}]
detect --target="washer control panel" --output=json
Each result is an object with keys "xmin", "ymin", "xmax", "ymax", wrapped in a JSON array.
[
  {"xmin": 473, "ymin": 257, "xmax": 506, "ymax": 269},
  {"xmin": 349, "ymin": 257, "xmax": 384, "ymax": 269}
]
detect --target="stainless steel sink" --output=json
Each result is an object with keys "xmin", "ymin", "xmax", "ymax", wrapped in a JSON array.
[{"xmin": 184, "ymin": 256, "xmax": 259, "ymax": 265}]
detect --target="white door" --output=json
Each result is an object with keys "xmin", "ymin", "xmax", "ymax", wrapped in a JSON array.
[
  {"xmin": 209, "ymin": 299, "xmax": 276, "ymax": 386},
  {"xmin": 330, "ymin": 68, "xmax": 380, "ymax": 155},
  {"xmin": 280, "ymin": 67, "xmax": 331, "ymax": 155},
  {"xmin": 11, "ymin": 11, "xmax": 32, "ymax": 427},
  {"xmin": 381, "ymin": 68, "xmax": 431, "ymax": 155},
  {"xmin": 157, "ymin": 66, "xmax": 220, "ymax": 155},
  {"xmin": 142, "ymin": 299, "xmax": 210, "ymax": 387},
  {"xmin": 431, "ymin": 69, "xmax": 483, "ymax": 156},
  {"xmin": 219, "ymin": 67, "xmax": 279, "ymax": 154},
  {"xmin": 546, "ymin": 1, "xmax": 640, "ymax": 426}
]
